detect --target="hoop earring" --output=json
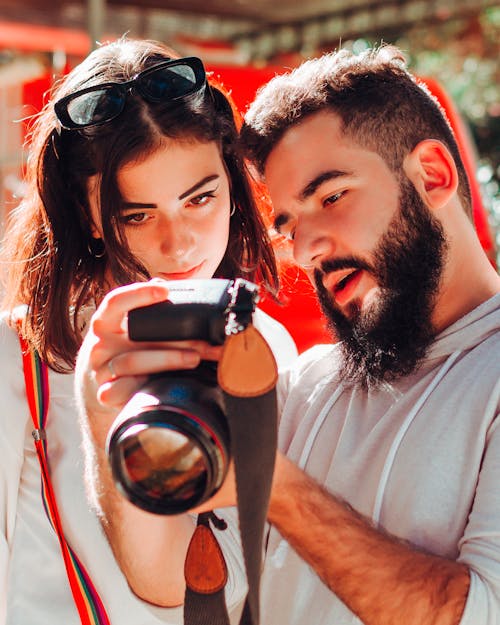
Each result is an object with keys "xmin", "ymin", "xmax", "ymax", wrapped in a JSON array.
[
  {"xmin": 230, "ymin": 201, "xmax": 236, "ymax": 217},
  {"xmin": 87, "ymin": 238, "xmax": 106, "ymax": 259}
]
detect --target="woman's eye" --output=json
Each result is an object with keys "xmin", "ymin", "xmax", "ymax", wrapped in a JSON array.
[
  {"xmin": 121, "ymin": 212, "xmax": 149, "ymax": 224},
  {"xmin": 189, "ymin": 191, "xmax": 216, "ymax": 207}
]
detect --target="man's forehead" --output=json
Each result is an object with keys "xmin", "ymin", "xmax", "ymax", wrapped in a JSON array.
[
  {"xmin": 264, "ymin": 113, "xmax": 352, "ymax": 204},
  {"xmin": 268, "ymin": 110, "xmax": 343, "ymax": 156},
  {"xmin": 265, "ymin": 113, "xmax": 345, "ymax": 175}
]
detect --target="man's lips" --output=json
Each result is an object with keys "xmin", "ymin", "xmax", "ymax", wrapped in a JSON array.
[{"xmin": 323, "ymin": 268, "xmax": 363, "ymax": 306}]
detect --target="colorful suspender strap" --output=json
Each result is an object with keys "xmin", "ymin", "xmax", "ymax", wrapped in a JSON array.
[{"xmin": 18, "ymin": 334, "xmax": 111, "ymax": 625}]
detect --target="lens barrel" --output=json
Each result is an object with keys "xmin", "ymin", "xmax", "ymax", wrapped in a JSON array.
[{"xmin": 107, "ymin": 363, "xmax": 230, "ymax": 515}]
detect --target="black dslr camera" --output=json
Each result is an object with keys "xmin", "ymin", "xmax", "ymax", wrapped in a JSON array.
[{"xmin": 106, "ymin": 278, "xmax": 259, "ymax": 515}]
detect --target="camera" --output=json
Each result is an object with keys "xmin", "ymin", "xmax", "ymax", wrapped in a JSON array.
[{"xmin": 106, "ymin": 278, "xmax": 259, "ymax": 515}]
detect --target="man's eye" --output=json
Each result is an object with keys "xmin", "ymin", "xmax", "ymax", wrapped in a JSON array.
[
  {"xmin": 324, "ymin": 191, "xmax": 344, "ymax": 206},
  {"xmin": 275, "ymin": 225, "xmax": 295, "ymax": 242},
  {"xmin": 273, "ymin": 213, "xmax": 292, "ymax": 239}
]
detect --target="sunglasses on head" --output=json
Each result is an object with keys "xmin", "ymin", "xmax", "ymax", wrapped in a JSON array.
[{"xmin": 54, "ymin": 56, "xmax": 207, "ymax": 130}]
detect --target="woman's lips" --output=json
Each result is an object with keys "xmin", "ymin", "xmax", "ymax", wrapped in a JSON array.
[{"xmin": 158, "ymin": 261, "xmax": 204, "ymax": 281}]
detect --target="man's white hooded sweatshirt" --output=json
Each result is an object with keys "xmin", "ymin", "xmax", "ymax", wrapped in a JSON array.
[{"xmin": 249, "ymin": 293, "xmax": 500, "ymax": 625}]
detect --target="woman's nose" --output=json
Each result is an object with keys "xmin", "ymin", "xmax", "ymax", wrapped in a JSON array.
[{"xmin": 159, "ymin": 218, "xmax": 195, "ymax": 258}]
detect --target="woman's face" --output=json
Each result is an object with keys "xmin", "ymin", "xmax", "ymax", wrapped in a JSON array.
[{"xmin": 89, "ymin": 139, "xmax": 232, "ymax": 283}]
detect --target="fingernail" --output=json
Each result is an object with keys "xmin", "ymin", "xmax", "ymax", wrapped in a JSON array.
[
  {"xmin": 183, "ymin": 351, "xmax": 201, "ymax": 367},
  {"xmin": 203, "ymin": 345, "xmax": 223, "ymax": 359},
  {"xmin": 149, "ymin": 279, "xmax": 170, "ymax": 299}
]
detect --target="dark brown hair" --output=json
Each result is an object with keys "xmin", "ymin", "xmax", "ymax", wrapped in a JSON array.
[
  {"xmin": 241, "ymin": 44, "xmax": 471, "ymax": 216},
  {"xmin": 0, "ymin": 37, "xmax": 278, "ymax": 371}
]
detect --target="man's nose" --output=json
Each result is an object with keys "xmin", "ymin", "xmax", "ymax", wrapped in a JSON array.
[{"xmin": 292, "ymin": 217, "xmax": 335, "ymax": 269}]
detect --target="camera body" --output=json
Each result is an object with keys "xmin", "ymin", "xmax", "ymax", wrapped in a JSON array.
[{"xmin": 106, "ymin": 278, "xmax": 259, "ymax": 515}]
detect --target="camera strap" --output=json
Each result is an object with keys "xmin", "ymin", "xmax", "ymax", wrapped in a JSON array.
[
  {"xmin": 184, "ymin": 323, "xmax": 279, "ymax": 625},
  {"xmin": 18, "ymin": 331, "xmax": 111, "ymax": 625}
]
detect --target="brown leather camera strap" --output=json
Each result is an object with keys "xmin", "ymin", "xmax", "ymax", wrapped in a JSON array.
[
  {"xmin": 184, "ymin": 514, "xmax": 231, "ymax": 624},
  {"xmin": 184, "ymin": 325, "xmax": 278, "ymax": 625}
]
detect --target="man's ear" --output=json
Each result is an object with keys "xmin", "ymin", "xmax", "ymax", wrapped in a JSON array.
[{"xmin": 403, "ymin": 139, "xmax": 458, "ymax": 210}]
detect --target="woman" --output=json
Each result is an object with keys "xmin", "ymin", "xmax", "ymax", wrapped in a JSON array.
[{"xmin": 0, "ymin": 37, "xmax": 296, "ymax": 624}]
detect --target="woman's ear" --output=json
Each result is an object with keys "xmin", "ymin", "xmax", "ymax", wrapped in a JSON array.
[
  {"xmin": 402, "ymin": 139, "xmax": 459, "ymax": 210},
  {"xmin": 90, "ymin": 224, "xmax": 102, "ymax": 239},
  {"xmin": 87, "ymin": 175, "xmax": 104, "ymax": 238}
]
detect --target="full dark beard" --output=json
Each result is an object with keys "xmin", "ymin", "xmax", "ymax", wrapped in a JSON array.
[{"xmin": 314, "ymin": 179, "xmax": 448, "ymax": 389}]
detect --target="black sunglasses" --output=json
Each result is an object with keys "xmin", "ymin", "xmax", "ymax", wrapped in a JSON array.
[{"xmin": 54, "ymin": 57, "xmax": 207, "ymax": 130}]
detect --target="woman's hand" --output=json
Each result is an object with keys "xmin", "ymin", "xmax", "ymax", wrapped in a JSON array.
[
  {"xmin": 74, "ymin": 281, "xmax": 223, "ymax": 606},
  {"xmin": 76, "ymin": 279, "xmax": 222, "ymax": 418}
]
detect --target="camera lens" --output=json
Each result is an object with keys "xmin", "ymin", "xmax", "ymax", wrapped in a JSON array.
[{"xmin": 107, "ymin": 365, "xmax": 230, "ymax": 514}]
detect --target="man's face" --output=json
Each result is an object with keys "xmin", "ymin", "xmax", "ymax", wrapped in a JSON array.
[{"xmin": 264, "ymin": 111, "xmax": 447, "ymax": 388}]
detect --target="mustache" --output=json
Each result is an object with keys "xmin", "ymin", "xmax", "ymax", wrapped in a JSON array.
[{"xmin": 313, "ymin": 256, "xmax": 372, "ymax": 288}]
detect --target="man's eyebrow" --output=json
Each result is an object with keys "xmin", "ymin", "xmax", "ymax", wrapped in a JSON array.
[
  {"xmin": 299, "ymin": 169, "xmax": 351, "ymax": 201},
  {"xmin": 179, "ymin": 174, "xmax": 219, "ymax": 200}
]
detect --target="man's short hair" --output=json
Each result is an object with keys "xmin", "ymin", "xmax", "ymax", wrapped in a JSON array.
[{"xmin": 241, "ymin": 45, "xmax": 471, "ymax": 216}]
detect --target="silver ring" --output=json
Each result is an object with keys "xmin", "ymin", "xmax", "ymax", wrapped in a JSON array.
[{"xmin": 108, "ymin": 358, "xmax": 117, "ymax": 380}]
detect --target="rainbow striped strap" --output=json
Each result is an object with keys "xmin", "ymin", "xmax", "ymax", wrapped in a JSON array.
[{"xmin": 18, "ymin": 333, "xmax": 111, "ymax": 625}]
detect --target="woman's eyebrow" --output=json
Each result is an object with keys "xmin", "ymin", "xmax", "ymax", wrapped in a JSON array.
[
  {"xmin": 121, "ymin": 174, "xmax": 220, "ymax": 208},
  {"xmin": 122, "ymin": 202, "xmax": 157, "ymax": 209},
  {"xmin": 178, "ymin": 174, "xmax": 219, "ymax": 200}
]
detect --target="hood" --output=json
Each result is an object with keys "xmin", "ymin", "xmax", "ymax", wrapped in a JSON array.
[{"xmin": 426, "ymin": 292, "xmax": 500, "ymax": 361}]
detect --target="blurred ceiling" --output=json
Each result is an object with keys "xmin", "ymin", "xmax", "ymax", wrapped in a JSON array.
[{"xmin": 0, "ymin": 0, "xmax": 497, "ymax": 62}]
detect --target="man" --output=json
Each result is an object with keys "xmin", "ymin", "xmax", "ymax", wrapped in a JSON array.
[{"xmin": 76, "ymin": 45, "xmax": 500, "ymax": 624}]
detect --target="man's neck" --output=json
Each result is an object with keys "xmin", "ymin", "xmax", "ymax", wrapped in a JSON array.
[{"xmin": 431, "ymin": 228, "xmax": 500, "ymax": 332}]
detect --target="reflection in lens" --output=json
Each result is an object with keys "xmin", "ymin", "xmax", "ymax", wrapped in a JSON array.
[
  {"xmin": 67, "ymin": 87, "xmax": 123, "ymax": 125},
  {"xmin": 119, "ymin": 425, "xmax": 208, "ymax": 505}
]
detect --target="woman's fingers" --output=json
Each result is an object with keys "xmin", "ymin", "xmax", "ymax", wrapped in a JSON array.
[
  {"xmin": 95, "ymin": 347, "xmax": 202, "ymax": 387},
  {"xmin": 91, "ymin": 280, "xmax": 171, "ymax": 336},
  {"xmin": 79, "ymin": 280, "xmax": 225, "ymax": 414},
  {"xmin": 97, "ymin": 375, "xmax": 149, "ymax": 408}
]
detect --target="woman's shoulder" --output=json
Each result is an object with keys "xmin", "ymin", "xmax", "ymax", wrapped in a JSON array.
[
  {"xmin": 0, "ymin": 308, "xmax": 24, "ymax": 355},
  {"xmin": 0, "ymin": 309, "xmax": 30, "ymax": 392},
  {"xmin": 0, "ymin": 310, "xmax": 30, "ymax": 449}
]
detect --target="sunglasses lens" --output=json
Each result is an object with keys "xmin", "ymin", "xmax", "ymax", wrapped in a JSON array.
[
  {"xmin": 65, "ymin": 87, "xmax": 123, "ymax": 126},
  {"xmin": 56, "ymin": 58, "xmax": 206, "ymax": 130},
  {"xmin": 140, "ymin": 64, "xmax": 202, "ymax": 102}
]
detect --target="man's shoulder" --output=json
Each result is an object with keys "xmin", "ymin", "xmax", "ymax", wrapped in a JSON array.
[
  {"xmin": 253, "ymin": 307, "xmax": 299, "ymax": 369},
  {"xmin": 284, "ymin": 342, "xmax": 341, "ymax": 383}
]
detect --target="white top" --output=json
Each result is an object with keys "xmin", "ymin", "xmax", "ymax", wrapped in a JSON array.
[
  {"xmin": 6, "ymin": 292, "xmax": 499, "ymax": 624},
  {"xmin": 217, "ymin": 293, "xmax": 500, "ymax": 624},
  {"xmin": 0, "ymin": 307, "xmax": 297, "ymax": 625}
]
